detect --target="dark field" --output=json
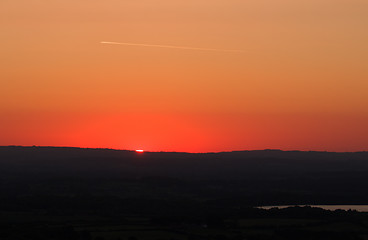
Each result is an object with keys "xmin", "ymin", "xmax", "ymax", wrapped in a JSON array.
[
  {"xmin": 1, "ymin": 146, "xmax": 368, "ymax": 239},
  {"xmin": 2, "ymin": 206, "xmax": 368, "ymax": 240}
]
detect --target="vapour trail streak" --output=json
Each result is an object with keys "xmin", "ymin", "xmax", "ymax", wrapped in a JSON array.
[{"xmin": 100, "ymin": 41, "xmax": 243, "ymax": 53}]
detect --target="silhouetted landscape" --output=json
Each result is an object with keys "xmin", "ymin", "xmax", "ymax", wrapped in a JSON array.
[{"xmin": 1, "ymin": 146, "xmax": 368, "ymax": 239}]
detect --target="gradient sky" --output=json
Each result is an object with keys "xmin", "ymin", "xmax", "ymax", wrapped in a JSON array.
[{"xmin": 1, "ymin": 0, "xmax": 367, "ymax": 152}]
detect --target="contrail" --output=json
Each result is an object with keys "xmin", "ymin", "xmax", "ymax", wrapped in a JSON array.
[{"xmin": 100, "ymin": 41, "xmax": 243, "ymax": 53}]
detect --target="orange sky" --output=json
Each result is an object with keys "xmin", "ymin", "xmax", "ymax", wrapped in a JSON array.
[{"xmin": 1, "ymin": 0, "xmax": 367, "ymax": 152}]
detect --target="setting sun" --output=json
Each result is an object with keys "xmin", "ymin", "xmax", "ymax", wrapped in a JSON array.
[{"xmin": 135, "ymin": 150, "xmax": 144, "ymax": 153}]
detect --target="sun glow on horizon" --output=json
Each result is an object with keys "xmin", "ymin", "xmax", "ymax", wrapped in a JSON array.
[{"xmin": 135, "ymin": 149, "xmax": 144, "ymax": 153}]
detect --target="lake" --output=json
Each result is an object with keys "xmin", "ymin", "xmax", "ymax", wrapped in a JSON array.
[{"xmin": 259, "ymin": 205, "xmax": 368, "ymax": 212}]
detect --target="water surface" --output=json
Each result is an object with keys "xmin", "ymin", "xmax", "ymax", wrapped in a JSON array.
[{"xmin": 259, "ymin": 205, "xmax": 368, "ymax": 212}]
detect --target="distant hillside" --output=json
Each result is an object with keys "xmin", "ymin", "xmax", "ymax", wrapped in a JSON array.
[
  {"xmin": 1, "ymin": 146, "xmax": 368, "ymax": 205},
  {"xmin": 0, "ymin": 146, "xmax": 367, "ymax": 179}
]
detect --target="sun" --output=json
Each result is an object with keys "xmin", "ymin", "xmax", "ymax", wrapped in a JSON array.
[{"xmin": 135, "ymin": 149, "xmax": 144, "ymax": 153}]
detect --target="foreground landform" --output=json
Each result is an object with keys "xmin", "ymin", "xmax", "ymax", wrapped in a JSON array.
[{"xmin": 1, "ymin": 146, "xmax": 368, "ymax": 239}]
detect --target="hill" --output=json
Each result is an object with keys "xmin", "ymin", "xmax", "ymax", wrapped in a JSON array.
[
  {"xmin": 1, "ymin": 146, "xmax": 368, "ymax": 205},
  {"xmin": 2, "ymin": 146, "xmax": 368, "ymax": 239}
]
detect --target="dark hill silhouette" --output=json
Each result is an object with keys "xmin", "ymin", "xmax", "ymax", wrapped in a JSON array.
[
  {"xmin": 1, "ymin": 146, "xmax": 368, "ymax": 206},
  {"xmin": 2, "ymin": 146, "xmax": 368, "ymax": 240},
  {"xmin": 1, "ymin": 146, "xmax": 367, "ymax": 177}
]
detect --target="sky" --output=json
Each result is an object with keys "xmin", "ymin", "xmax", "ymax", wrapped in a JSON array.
[{"xmin": 1, "ymin": 0, "xmax": 367, "ymax": 152}]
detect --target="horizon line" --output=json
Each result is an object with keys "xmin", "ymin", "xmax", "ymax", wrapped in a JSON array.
[{"xmin": 1, "ymin": 145, "xmax": 367, "ymax": 154}]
